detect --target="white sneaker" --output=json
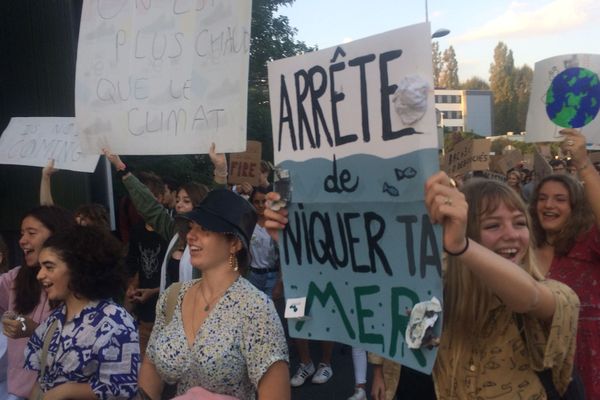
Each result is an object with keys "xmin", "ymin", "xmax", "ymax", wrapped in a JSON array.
[
  {"xmin": 347, "ymin": 387, "xmax": 367, "ymax": 400},
  {"xmin": 311, "ymin": 363, "xmax": 333, "ymax": 384},
  {"xmin": 290, "ymin": 362, "xmax": 315, "ymax": 387}
]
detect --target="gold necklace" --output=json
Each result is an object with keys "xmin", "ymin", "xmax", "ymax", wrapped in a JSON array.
[{"xmin": 197, "ymin": 282, "xmax": 228, "ymax": 312}]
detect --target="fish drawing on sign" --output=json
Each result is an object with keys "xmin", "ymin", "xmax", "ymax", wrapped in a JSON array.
[
  {"xmin": 395, "ymin": 167, "xmax": 418, "ymax": 180},
  {"xmin": 383, "ymin": 182, "xmax": 399, "ymax": 197}
]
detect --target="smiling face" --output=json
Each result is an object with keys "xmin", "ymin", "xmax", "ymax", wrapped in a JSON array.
[
  {"xmin": 176, "ymin": 189, "xmax": 194, "ymax": 214},
  {"xmin": 536, "ymin": 180, "xmax": 571, "ymax": 236},
  {"xmin": 37, "ymin": 247, "xmax": 72, "ymax": 302},
  {"xmin": 186, "ymin": 222, "xmax": 240, "ymax": 271},
  {"xmin": 479, "ymin": 201, "xmax": 530, "ymax": 265},
  {"xmin": 507, "ymin": 171, "xmax": 520, "ymax": 187},
  {"xmin": 19, "ymin": 216, "xmax": 52, "ymax": 268}
]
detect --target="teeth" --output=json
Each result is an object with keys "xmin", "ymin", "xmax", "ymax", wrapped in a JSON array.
[{"xmin": 497, "ymin": 249, "xmax": 518, "ymax": 256}]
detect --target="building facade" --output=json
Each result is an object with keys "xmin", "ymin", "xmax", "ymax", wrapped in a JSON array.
[{"xmin": 435, "ymin": 89, "xmax": 493, "ymax": 136}]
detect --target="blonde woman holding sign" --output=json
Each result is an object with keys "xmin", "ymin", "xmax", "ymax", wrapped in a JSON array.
[{"xmin": 265, "ymin": 173, "xmax": 580, "ymax": 399}]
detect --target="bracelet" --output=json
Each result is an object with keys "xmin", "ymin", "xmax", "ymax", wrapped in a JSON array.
[
  {"xmin": 116, "ymin": 165, "xmax": 131, "ymax": 179},
  {"xmin": 444, "ymin": 238, "xmax": 469, "ymax": 256}
]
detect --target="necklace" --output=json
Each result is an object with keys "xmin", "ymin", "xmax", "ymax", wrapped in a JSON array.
[{"xmin": 197, "ymin": 282, "xmax": 228, "ymax": 312}]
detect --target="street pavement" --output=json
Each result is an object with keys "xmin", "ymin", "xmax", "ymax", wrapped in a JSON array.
[{"xmin": 274, "ymin": 299, "xmax": 374, "ymax": 400}]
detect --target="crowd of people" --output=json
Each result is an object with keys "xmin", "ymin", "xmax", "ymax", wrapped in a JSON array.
[{"xmin": 0, "ymin": 128, "xmax": 598, "ymax": 399}]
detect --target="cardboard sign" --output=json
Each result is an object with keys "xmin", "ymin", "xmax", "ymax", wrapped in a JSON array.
[
  {"xmin": 0, "ymin": 117, "xmax": 100, "ymax": 172},
  {"xmin": 228, "ymin": 140, "xmax": 262, "ymax": 186},
  {"xmin": 75, "ymin": 0, "xmax": 252, "ymax": 155},
  {"xmin": 526, "ymin": 54, "xmax": 600, "ymax": 144},
  {"xmin": 268, "ymin": 22, "xmax": 442, "ymax": 373},
  {"xmin": 493, "ymin": 149, "xmax": 523, "ymax": 175},
  {"xmin": 533, "ymin": 148, "xmax": 553, "ymax": 180},
  {"xmin": 444, "ymin": 139, "xmax": 491, "ymax": 177}
]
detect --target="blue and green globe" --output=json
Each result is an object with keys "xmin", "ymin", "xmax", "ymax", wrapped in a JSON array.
[{"xmin": 545, "ymin": 67, "xmax": 600, "ymax": 128}]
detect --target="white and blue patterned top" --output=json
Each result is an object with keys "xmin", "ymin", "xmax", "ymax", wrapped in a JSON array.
[{"xmin": 24, "ymin": 300, "xmax": 139, "ymax": 399}]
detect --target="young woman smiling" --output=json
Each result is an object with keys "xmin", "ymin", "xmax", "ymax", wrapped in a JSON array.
[
  {"xmin": 265, "ymin": 173, "xmax": 580, "ymax": 399},
  {"xmin": 139, "ymin": 189, "xmax": 289, "ymax": 400},
  {"xmin": 24, "ymin": 225, "xmax": 139, "ymax": 399},
  {"xmin": 530, "ymin": 128, "xmax": 600, "ymax": 399},
  {"xmin": 0, "ymin": 206, "xmax": 73, "ymax": 400}
]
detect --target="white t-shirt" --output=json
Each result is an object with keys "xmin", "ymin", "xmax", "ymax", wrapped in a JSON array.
[{"xmin": 250, "ymin": 224, "xmax": 277, "ymax": 270}]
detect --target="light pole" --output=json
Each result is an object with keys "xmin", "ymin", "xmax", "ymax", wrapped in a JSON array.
[{"xmin": 425, "ymin": 0, "xmax": 429, "ymax": 22}]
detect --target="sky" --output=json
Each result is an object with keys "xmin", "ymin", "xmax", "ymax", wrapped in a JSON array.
[{"xmin": 276, "ymin": 0, "xmax": 599, "ymax": 82}]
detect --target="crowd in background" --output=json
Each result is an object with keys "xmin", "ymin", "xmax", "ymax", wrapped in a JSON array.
[{"xmin": 0, "ymin": 129, "xmax": 598, "ymax": 399}]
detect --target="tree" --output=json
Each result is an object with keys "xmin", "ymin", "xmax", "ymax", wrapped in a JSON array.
[
  {"xmin": 247, "ymin": 0, "xmax": 314, "ymax": 163},
  {"xmin": 460, "ymin": 76, "xmax": 490, "ymax": 90},
  {"xmin": 432, "ymin": 41, "xmax": 443, "ymax": 88},
  {"xmin": 440, "ymin": 46, "xmax": 459, "ymax": 89},
  {"xmin": 513, "ymin": 64, "xmax": 533, "ymax": 133},
  {"xmin": 489, "ymin": 42, "xmax": 516, "ymax": 135}
]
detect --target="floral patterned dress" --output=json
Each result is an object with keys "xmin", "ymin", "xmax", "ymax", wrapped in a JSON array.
[
  {"xmin": 146, "ymin": 277, "xmax": 288, "ymax": 399},
  {"xmin": 548, "ymin": 225, "xmax": 600, "ymax": 399},
  {"xmin": 24, "ymin": 299, "xmax": 140, "ymax": 399}
]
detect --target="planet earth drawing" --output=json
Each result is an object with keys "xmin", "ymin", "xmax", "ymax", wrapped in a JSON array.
[{"xmin": 545, "ymin": 67, "xmax": 600, "ymax": 128}]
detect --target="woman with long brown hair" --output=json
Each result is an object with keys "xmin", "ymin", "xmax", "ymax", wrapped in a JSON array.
[
  {"xmin": 0, "ymin": 206, "xmax": 73, "ymax": 399},
  {"xmin": 529, "ymin": 128, "xmax": 600, "ymax": 399}
]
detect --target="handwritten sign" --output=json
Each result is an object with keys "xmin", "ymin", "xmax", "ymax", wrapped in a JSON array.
[
  {"xmin": 268, "ymin": 22, "xmax": 442, "ymax": 373},
  {"xmin": 0, "ymin": 117, "xmax": 100, "ymax": 172},
  {"xmin": 526, "ymin": 54, "xmax": 600, "ymax": 144},
  {"xmin": 76, "ymin": 0, "xmax": 252, "ymax": 155},
  {"xmin": 444, "ymin": 139, "xmax": 491, "ymax": 177},
  {"xmin": 228, "ymin": 140, "xmax": 262, "ymax": 186}
]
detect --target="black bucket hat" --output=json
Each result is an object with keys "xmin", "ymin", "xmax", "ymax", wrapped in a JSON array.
[{"xmin": 176, "ymin": 189, "xmax": 257, "ymax": 250}]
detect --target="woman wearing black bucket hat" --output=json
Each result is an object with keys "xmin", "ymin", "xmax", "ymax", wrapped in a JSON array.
[{"xmin": 138, "ymin": 189, "xmax": 289, "ymax": 400}]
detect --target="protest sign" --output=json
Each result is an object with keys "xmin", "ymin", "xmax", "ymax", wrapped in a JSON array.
[
  {"xmin": 533, "ymin": 148, "xmax": 553, "ymax": 181},
  {"xmin": 444, "ymin": 138, "xmax": 491, "ymax": 177},
  {"xmin": 76, "ymin": 0, "xmax": 252, "ymax": 155},
  {"xmin": 493, "ymin": 149, "xmax": 523, "ymax": 175},
  {"xmin": 228, "ymin": 140, "xmax": 262, "ymax": 186},
  {"xmin": 268, "ymin": 22, "xmax": 442, "ymax": 373},
  {"xmin": 526, "ymin": 54, "xmax": 600, "ymax": 144},
  {"xmin": 0, "ymin": 117, "xmax": 99, "ymax": 172}
]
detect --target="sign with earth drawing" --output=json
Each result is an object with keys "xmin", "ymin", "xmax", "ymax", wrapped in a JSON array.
[
  {"xmin": 268, "ymin": 22, "xmax": 443, "ymax": 374},
  {"xmin": 526, "ymin": 54, "xmax": 600, "ymax": 144}
]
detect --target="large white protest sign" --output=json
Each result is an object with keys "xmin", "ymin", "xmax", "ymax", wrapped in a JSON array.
[
  {"xmin": 526, "ymin": 54, "xmax": 600, "ymax": 144},
  {"xmin": 268, "ymin": 22, "xmax": 442, "ymax": 373},
  {"xmin": 0, "ymin": 117, "xmax": 100, "ymax": 172},
  {"xmin": 76, "ymin": 0, "xmax": 252, "ymax": 155}
]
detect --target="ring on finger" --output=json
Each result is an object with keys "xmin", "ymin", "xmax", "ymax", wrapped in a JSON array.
[
  {"xmin": 444, "ymin": 196, "xmax": 452, "ymax": 206},
  {"xmin": 448, "ymin": 178, "xmax": 457, "ymax": 188}
]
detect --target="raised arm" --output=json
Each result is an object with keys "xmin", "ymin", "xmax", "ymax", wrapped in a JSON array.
[
  {"xmin": 425, "ymin": 171, "xmax": 556, "ymax": 320},
  {"xmin": 40, "ymin": 159, "xmax": 57, "ymax": 206},
  {"xmin": 103, "ymin": 149, "xmax": 175, "ymax": 241},
  {"xmin": 561, "ymin": 128, "xmax": 600, "ymax": 228}
]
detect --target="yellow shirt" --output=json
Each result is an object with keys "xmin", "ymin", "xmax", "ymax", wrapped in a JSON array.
[{"xmin": 369, "ymin": 279, "xmax": 579, "ymax": 400}]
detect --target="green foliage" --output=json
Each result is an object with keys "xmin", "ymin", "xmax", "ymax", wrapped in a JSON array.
[
  {"xmin": 440, "ymin": 46, "xmax": 459, "ymax": 89},
  {"xmin": 432, "ymin": 41, "xmax": 443, "ymax": 88},
  {"xmin": 247, "ymin": 0, "xmax": 315, "ymax": 163},
  {"xmin": 489, "ymin": 42, "xmax": 533, "ymax": 136},
  {"xmin": 489, "ymin": 42, "xmax": 516, "ymax": 135},
  {"xmin": 460, "ymin": 76, "xmax": 490, "ymax": 90}
]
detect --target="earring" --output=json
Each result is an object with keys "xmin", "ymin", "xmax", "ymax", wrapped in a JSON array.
[{"xmin": 229, "ymin": 253, "xmax": 239, "ymax": 272}]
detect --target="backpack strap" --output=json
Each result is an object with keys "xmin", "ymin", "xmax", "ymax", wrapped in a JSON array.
[
  {"xmin": 164, "ymin": 282, "xmax": 183, "ymax": 325},
  {"xmin": 40, "ymin": 319, "xmax": 58, "ymax": 377}
]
